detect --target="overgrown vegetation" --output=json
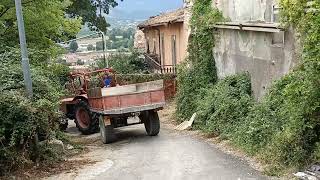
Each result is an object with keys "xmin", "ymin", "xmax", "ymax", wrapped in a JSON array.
[
  {"xmin": 95, "ymin": 50, "xmax": 149, "ymax": 74},
  {"xmin": 97, "ymin": 27, "xmax": 135, "ymax": 50},
  {"xmin": 0, "ymin": 0, "xmax": 92, "ymax": 175},
  {"xmin": 235, "ymin": 0, "xmax": 320, "ymax": 174},
  {"xmin": 0, "ymin": 48, "xmax": 70, "ymax": 174},
  {"xmin": 195, "ymin": 74, "xmax": 254, "ymax": 138},
  {"xmin": 176, "ymin": 0, "xmax": 320, "ymax": 176},
  {"xmin": 176, "ymin": 0, "xmax": 224, "ymax": 120}
]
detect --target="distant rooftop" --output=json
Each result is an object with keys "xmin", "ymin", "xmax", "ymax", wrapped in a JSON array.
[{"xmin": 138, "ymin": 8, "xmax": 186, "ymax": 29}]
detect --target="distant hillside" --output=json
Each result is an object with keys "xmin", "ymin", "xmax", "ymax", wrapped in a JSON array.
[{"xmin": 77, "ymin": 0, "xmax": 183, "ymax": 35}]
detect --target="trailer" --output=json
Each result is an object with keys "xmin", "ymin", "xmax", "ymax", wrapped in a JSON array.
[{"xmin": 87, "ymin": 80, "xmax": 165, "ymax": 143}]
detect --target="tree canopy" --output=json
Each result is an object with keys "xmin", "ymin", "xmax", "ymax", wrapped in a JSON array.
[
  {"xmin": 0, "ymin": 0, "xmax": 122, "ymax": 51},
  {"xmin": 69, "ymin": 40, "xmax": 79, "ymax": 52},
  {"xmin": 67, "ymin": 0, "xmax": 123, "ymax": 33},
  {"xmin": 0, "ymin": 0, "xmax": 82, "ymax": 51}
]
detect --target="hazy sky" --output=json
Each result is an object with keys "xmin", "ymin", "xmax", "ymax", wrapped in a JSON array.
[
  {"xmin": 108, "ymin": 0, "xmax": 184, "ymax": 20},
  {"xmin": 113, "ymin": 0, "xmax": 183, "ymax": 12}
]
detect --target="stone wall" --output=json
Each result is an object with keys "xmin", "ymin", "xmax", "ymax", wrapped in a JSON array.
[
  {"xmin": 212, "ymin": 0, "xmax": 299, "ymax": 99},
  {"xmin": 214, "ymin": 0, "xmax": 274, "ymax": 22}
]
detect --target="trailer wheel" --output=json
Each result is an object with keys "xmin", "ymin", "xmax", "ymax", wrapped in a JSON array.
[
  {"xmin": 99, "ymin": 116, "xmax": 116, "ymax": 144},
  {"xmin": 141, "ymin": 111, "xmax": 160, "ymax": 136},
  {"xmin": 74, "ymin": 101, "xmax": 99, "ymax": 135}
]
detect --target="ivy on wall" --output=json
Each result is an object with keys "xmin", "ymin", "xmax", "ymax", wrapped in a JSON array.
[
  {"xmin": 227, "ymin": 0, "xmax": 320, "ymax": 175},
  {"xmin": 176, "ymin": 0, "xmax": 320, "ymax": 176},
  {"xmin": 176, "ymin": 0, "xmax": 223, "ymax": 120}
]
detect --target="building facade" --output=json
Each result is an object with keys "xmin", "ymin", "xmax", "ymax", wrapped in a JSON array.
[
  {"xmin": 212, "ymin": 0, "xmax": 299, "ymax": 99},
  {"xmin": 138, "ymin": 7, "xmax": 190, "ymax": 74}
]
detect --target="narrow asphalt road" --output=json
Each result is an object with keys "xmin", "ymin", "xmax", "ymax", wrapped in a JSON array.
[
  {"xmin": 59, "ymin": 123, "xmax": 270, "ymax": 180},
  {"xmin": 95, "ymin": 126, "xmax": 266, "ymax": 180}
]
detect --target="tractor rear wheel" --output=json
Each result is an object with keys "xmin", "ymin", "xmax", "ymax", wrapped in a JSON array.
[
  {"xmin": 140, "ymin": 111, "xmax": 160, "ymax": 136},
  {"xmin": 74, "ymin": 101, "xmax": 99, "ymax": 135}
]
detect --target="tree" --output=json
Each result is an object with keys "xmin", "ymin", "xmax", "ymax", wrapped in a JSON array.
[
  {"xmin": 70, "ymin": 41, "xmax": 79, "ymax": 52},
  {"xmin": 96, "ymin": 41, "xmax": 103, "ymax": 51},
  {"xmin": 67, "ymin": 0, "xmax": 123, "ymax": 33},
  {"xmin": 87, "ymin": 44, "xmax": 95, "ymax": 51},
  {"xmin": 77, "ymin": 59, "xmax": 85, "ymax": 65},
  {"xmin": 0, "ymin": 0, "xmax": 82, "ymax": 51}
]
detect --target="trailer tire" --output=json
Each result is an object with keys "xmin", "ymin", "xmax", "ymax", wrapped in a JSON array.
[
  {"xmin": 99, "ymin": 116, "xmax": 116, "ymax": 144},
  {"xmin": 142, "ymin": 111, "xmax": 160, "ymax": 136},
  {"xmin": 74, "ymin": 101, "xmax": 99, "ymax": 135}
]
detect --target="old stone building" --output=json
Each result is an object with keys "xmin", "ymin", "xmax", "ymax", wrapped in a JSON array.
[
  {"xmin": 212, "ymin": 0, "xmax": 299, "ymax": 99},
  {"xmin": 137, "ymin": 0, "xmax": 299, "ymax": 99},
  {"xmin": 137, "ymin": 6, "xmax": 191, "ymax": 74}
]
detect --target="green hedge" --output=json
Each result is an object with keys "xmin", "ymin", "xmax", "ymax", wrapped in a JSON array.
[
  {"xmin": 0, "ymin": 50, "xmax": 69, "ymax": 174},
  {"xmin": 195, "ymin": 73, "xmax": 254, "ymax": 137}
]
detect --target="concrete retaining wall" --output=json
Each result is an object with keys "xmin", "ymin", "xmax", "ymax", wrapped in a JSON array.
[{"xmin": 212, "ymin": 0, "xmax": 300, "ymax": 99}]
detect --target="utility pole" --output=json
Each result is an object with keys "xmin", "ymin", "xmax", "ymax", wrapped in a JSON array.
[{"xmin": 15, "ymin": 0, "xmax": 33, "ymax": 98}]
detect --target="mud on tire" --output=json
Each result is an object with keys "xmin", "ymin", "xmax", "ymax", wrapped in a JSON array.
[{"xmin": 74, "ymin": 101, "xmax": 99, "ymax": 135}]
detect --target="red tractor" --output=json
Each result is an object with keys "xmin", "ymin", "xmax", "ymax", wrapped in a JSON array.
[
  {"xmin": 60, "ymin": 68, "xmax": 116, "ymax": 134},
  {"xmin": 60, "ymin": 68, "xmax": 166, "ymax": 143}
]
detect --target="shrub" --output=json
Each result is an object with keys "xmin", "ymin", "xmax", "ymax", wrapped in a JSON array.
[
  {"xmin": 0, "ymin": 49, "xmax": 67, "ymax": 174},
  {"xmin": 231, "ymin": 1, "xmax": 320, "ymax": 174},
  {"xmin": 195, "ymin": 73, "xmax": 254, "ymax": 137}
]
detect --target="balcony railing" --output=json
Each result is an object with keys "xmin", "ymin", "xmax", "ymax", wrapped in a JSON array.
[
  {"xmin": 144, "ymin": 53, "xmax": 177, "ymax": 74},
  {"xmin": 161, "ymin": 65, "xmax": 177, "ymax": 74}
]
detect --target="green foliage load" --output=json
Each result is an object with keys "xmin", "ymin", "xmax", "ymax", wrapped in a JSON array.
[
  {"xmin": 116, "ymin": 74, "xmax": 176, "ymax": 85},
  {"xmin": 176, "ymin": 0, "xmax": 223, "ymax": 120}
]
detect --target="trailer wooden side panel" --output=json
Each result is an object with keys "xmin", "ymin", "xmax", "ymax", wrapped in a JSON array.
[{"xmin": 88, "ymin": 80, "xmax": 165, "ymax": 115}]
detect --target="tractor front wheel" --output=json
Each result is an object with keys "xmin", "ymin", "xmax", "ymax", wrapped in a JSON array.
[{"xmin": 74, "ymin": 101, "xmax": 98, "ymax": 135}]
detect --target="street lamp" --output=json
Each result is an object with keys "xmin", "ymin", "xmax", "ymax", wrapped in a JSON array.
[
  {"xmin": 15, "ymin": 0, "xmax": 33, "ymax": 98},
  {"xmin": 98, "ymin": 30, "xmax": 108, "ymax": 68}
]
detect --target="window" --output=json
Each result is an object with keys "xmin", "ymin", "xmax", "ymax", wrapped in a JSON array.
[{"xmin": 272, "ymin": 4, "xmax": 282, "ymax": 23}]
